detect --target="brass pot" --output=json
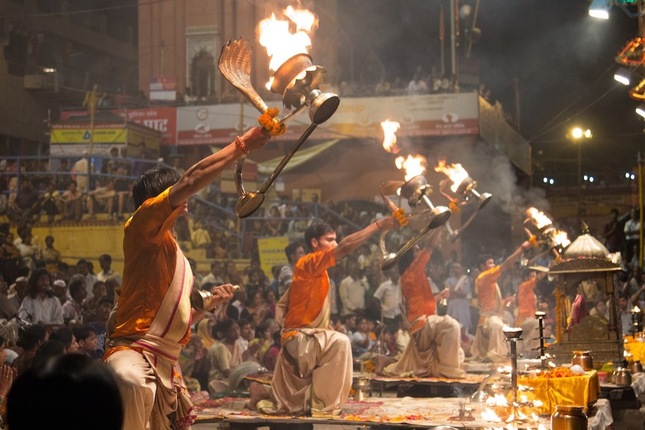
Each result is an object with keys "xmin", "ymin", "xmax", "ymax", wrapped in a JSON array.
[
  {"xmin": 613, "ymin": 368, "xmax": 632, "ymax": 386},
  {"xmin": 551, "ymin": 405, "xmax": 587, "ymax": 430},
  {"xmin": 630, "ymin": 360, "xmax": 643, "ymax": 373},
  {"xmin": 571, "ymin": 350, "xmax": 593, "ymax": 371}
]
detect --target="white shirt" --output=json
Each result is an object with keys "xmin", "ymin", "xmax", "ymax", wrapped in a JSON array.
[
  {"xmin": 373, "ymin": 279, "xmax": 401, "ymax": 319},
  {"xmin": 339, "ymin": 275, "xmax": 368, "ymax": 316},
  {"xmin": 18, "ymin": 295, "xmax": 64, "ymax": 325}
]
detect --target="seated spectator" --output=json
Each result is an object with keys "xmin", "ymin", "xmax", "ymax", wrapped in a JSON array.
[
  {"xmin": 87, "ymin": 297, "xmax": 112, "ymax": 359},
  {"xmin": 0, "ymin": 274, "xmax": 17, "ymax": 320},
  {"xmin": 49, "ymin": 327, "xmax": 79, "ymax": 354},
  {"xmin": 207, "ymin": 318, "xmax": 245, "ymax": 395},
  {"xmin": 71, "ymin": 325, "xmax": 99, "ymax": 358},
  {"xmin": 249, "ymin": 318, "xmax": 278, "ymax": 365},
  {"xmin": 263, "ymin": 330, "xmax": 281, "ymax": 371},
  {"xmin": 83, "ymin": 281, "xmax": 108, "ymax": 323},
  {"xmin": 7, "ymin": 178, "xmax": 41, "ymax": 227},
  {"xmin": 178, "ymin": 336, "xmax": 209, "ymax": 393},
  {"xmin": 51, "ymin": 279, "xmax": 69, "ymax": 305},
  {"xmin": 61, "ymin": 180, "xmax": 84, "ymax": 222},
  {"xmin": 31, "ymin": 339, "xmax": 66, "ymax": 369},
  {"xmin": 41, "ymin": 235, "xmax": 62, "ymax": 268},
  {"xmin": 39, "ymin": 181, "xmax": 64, "ymax": 224},
  {"xmin": 62, "ymin": 275, "xmax": 86, "ymax": 325},
  {"xmin": 11, "ymin": 324, "xmax": 47, "ymax": 376},
  {"xmin": 13, "ymin": 227, "xmax": 39, "ymax": 273},
  {"xmin": 86, "ymin": 179, "xmax": 118, "ymax": 219},
  {"xmin": 18, "ymin": 268, "xmax": 64, "ymax": 327},
  {"xmin": 7, "ymin": 354, "xmax": 123, "ymax": 430},
  {"xmin": 351, "ymin": 316, "xmax": 375, "ymax": 358}
]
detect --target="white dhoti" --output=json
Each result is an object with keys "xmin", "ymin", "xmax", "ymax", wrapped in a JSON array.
[
  {"xmin": 270, "ymin": 329, "xmax": 352, "ymax": 415},
  {"xmin": 472, "ymin": 314, "xmax": 508, "ymax": 363},
  {"xmin": 384, "ymin": 315, "xmax": 466, "ymax": 379}
]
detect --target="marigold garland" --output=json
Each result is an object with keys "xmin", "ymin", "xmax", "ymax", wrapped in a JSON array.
[
  {"xmin": 258, "ymin": 107, "xmax": 286, "ymax": 136},
  {"xmin": 449, "ymin": 199, "xmax": 460, "ymax": 214},
  {"xmin": 555, "ymin": 289, "xmax": 564, "ymax": 342},
  {"xmin": 542, "ymin": 366, "xmax": 574, "ymax": 378},
  {"xmin": 528, "ymin": 235, "xmax": 538, "ymax": 248},
  {"xmin": 392, "ymin": 208, "xmax": 408, "ymax": 226}
]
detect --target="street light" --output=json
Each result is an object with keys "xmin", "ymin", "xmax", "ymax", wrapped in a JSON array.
[
  {"xmin": 588, "ymin": 0, "xmax": 611, "ymax": 19},
  {"xmin": 568, "ymin": 127, "xmax": 593, "ymax": 218}
]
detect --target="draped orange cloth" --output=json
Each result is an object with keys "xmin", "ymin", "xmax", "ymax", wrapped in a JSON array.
[
  {"xmin": 625, "ymin": 336, "xmax": 645, "ymax": 362},
  {"xmin": 518, "ymin": 371, "xmax": 600, "ymax": 415}
]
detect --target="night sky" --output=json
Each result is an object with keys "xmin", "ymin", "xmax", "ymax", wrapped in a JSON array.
[{"xmin": 331, "ymin": 0, "xmax": 643, "ymax": 187}]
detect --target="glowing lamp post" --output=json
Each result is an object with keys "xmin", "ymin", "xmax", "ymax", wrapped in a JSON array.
[{"xmin": 568, "ymin": 127, "xmax": 592, "ymax": 218}]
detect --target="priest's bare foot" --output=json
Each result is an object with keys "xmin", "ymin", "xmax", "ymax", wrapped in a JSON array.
[{"xmin": 247, "ymin": 382, "xmax": 270, "ymax": 410}]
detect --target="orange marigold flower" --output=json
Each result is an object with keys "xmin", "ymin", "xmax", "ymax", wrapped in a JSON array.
[
  {"xmin": 528, "ymin": 235, "xmax": 538, "ymax": 247},
  {"xmin": 393, "ymin": 208, "xmax": 408, "ymax": 226},
  {"xmin": 449, "ymin": 199, "xmax": 460, "ymax": 213},
  {"xmin": 258, "ymin": 108, "xmax": 286, "ymax": 136}
]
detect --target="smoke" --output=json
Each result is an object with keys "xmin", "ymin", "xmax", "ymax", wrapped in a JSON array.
[{"xmin": 424, "ymin": 138, "xmax": 550, "ymax": 218}]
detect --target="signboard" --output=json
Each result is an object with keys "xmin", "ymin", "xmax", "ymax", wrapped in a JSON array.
[
  {"xmin": 49, "ymin": 122, "xmax": 161, "ymax": 157},
  {"xmin": 60, "ymin": 107, "xmax": 177, "ymax": 145},
  {"xmin": 150, "ymin": 76, "xmax": 177, "ymax": 101},
  {"xmin": 257, "ymin": 236, "xmax": 289, "ymax": 277},
  {"xmin": 176, "ymin": 92, "xmax": 480, "ymax": 145},
  {"xmin": 60, "ymin": 93, "xmax": 480, "ymax": 146},
  {"xmin": 50, "ymin": 123, "xmax": 127, "ymax": 145}
]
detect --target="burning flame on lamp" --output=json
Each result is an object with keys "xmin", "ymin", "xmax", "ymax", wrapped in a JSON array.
[
  {"xmin": 258, "ymin": 6, "xmax": 318, "ymax": 89},
  {"xmin": 526, "ymin": 207, "xmax": 553, "ymax": 230},
  {"xmin": 220, "ymin": 5, "xmax": 339, "ymax": 219},
  {"xmin": 381, "ymin": 120, "xmax": 401, "ymax": 154},
  {"xmin": 552, "ymin": 229, "xmax": 571, "ymax": 248},
  {"xmin": 435, "ymin": 160, "xmax": 470, "ymax": 193},
  {"xmin": 395, "ymin": 155, "xmax": 427, "ymax": 182}
]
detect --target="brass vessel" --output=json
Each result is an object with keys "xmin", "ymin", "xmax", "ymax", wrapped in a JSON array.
[{"xmin": 571, "ymin": 350, "xmax": 593, "ymax": 370}]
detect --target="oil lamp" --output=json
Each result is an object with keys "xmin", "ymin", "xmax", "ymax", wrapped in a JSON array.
[
  {"xmin": 218, "ymin": 21, "xmax": 339, "ymax": 218},
  {"xmin": 522, "ymin": 207, "xmax": 570, "ymax": 263},
  {"xmin": 632, "ymin": 306, "xmax": 642, "ymax": 334},
  {"xmin": 503, "ymin": 326, "xmax": 523, "ymax": 405},
  {"xmin": 379, "ymin": 175, "xmax": 451, "ymax": 271},
  {"xmin": 434, "ymin": 161, "xmax": 491, "ymax": 242}
]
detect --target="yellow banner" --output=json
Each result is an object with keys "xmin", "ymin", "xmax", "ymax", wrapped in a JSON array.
[
  {"xmin": 257, "ymin": 236, "xmax": 289, "ymax": 277},
  {"xmin": 50, "ymin": 128, "xmax": 127, "ymax": 144}
]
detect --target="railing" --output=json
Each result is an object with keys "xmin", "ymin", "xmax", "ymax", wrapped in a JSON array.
[{"xmin": 0, "ymin": 155, "xmax": 384, "ymax": 258}]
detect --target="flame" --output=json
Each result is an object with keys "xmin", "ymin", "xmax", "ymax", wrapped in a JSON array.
[
  {"xmin": 526, "ymin": 207, "xmax": 553, "ymax": 230},
  {"xmin": 434, "ymin": 160, "xmax": 469, "ymax": 193},
  {"xmin": 552, "ymin": 230, "xmax": 570, "ymax": 248},
  {"xmin": 257, "ymin": 7, "xmax": 318, "ymax": 88},
  {"xmin": 634, "ymin": 305, "xmax": 641, "ymax": 313},
  {"xmin": 381, "ymin": 120, "xmax": 401, "ymax": 153},
  {"xmin": 395, "ymin": 155, "xmax": 426, "ymax": 181}
]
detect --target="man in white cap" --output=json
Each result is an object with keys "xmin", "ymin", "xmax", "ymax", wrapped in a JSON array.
[{"xmin": 51, "ymin": 279, "xmax": 69, "ymax": 305}]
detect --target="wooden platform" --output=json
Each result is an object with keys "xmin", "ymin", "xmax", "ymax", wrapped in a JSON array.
[{"xmin": 193, "ymin": 396, "xmax": 613, "ymax": 430}]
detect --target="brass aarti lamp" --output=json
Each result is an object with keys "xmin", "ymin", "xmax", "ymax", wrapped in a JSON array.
[
  {"xmin": 379, "ymin": 175, "xmax": 451, "ymax": 271},
  {"xmin": 218, "ymin": 39, "xmax": 339, "ymax": 218}
]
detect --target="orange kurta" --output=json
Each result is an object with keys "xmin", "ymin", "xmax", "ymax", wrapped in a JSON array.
[
  {"xmin": 516, "ymin": 277, "xmax": 537, "ymax": 325},
  {"xmin": 111, "ymin": 187, "xmax": 191, "ymax": 346},
  {"xmin": 401, "ymin": 249, "xmax": 435, "ymax": 333},
  {"xmin": 476, "ymin": 266, "xmax": 502, "ymax": 316},
  {"xmin": 282, "ymin": 247, "xmax": 336, "ymax": 341}
]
